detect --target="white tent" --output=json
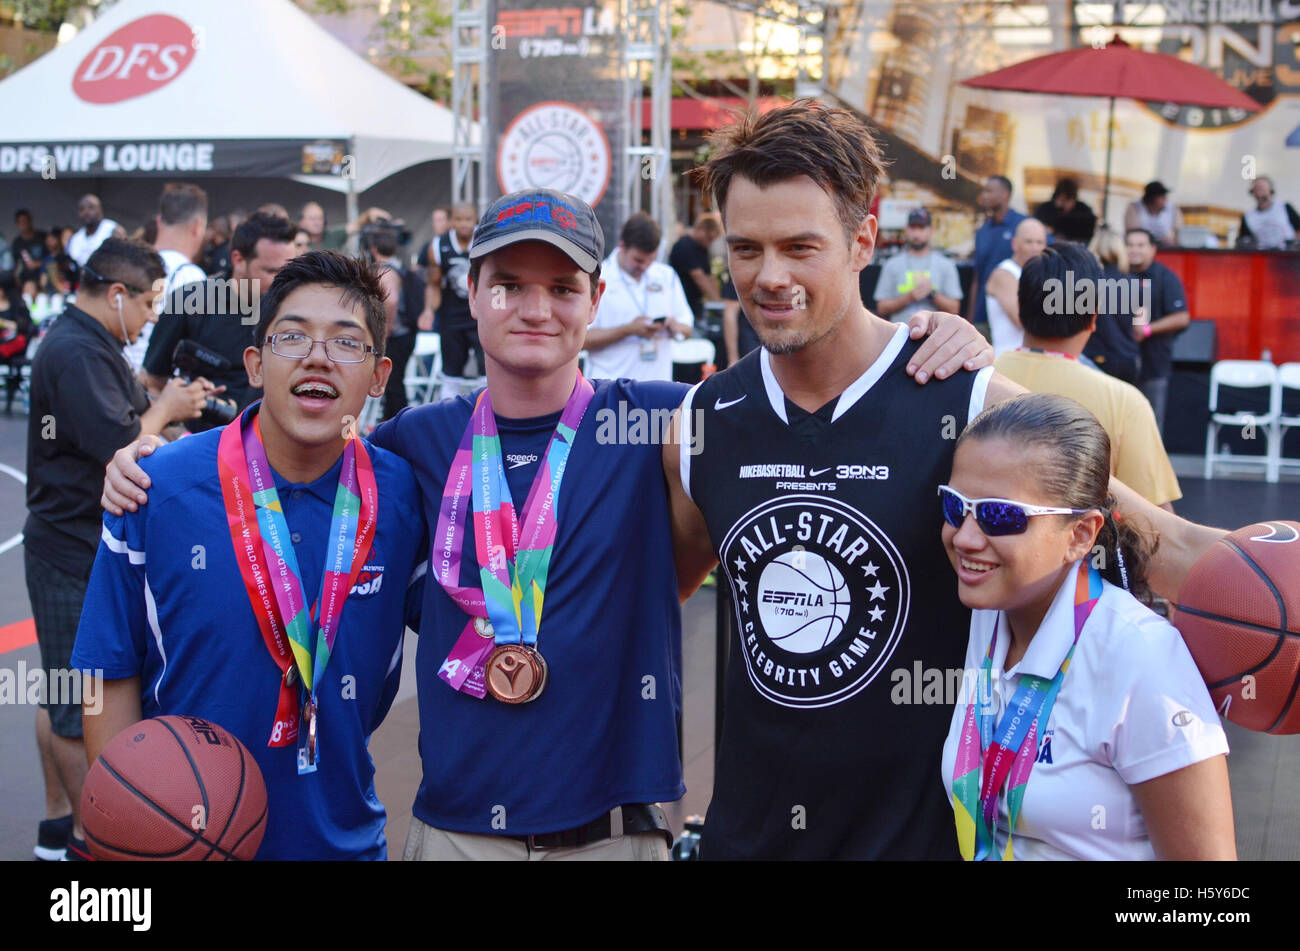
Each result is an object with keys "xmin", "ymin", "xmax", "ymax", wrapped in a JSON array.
[{"xmin": 0, "ymin": 0, "xmax": 471, "ymax": 235}]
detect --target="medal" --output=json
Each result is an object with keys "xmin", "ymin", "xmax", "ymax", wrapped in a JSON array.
[
  {"xmin": 433, "ymin": 374, "xmax": 595, "ymax": 704},
  {"xmin": 485, "ymin": 644, "xmax": 547, "ymax": 704}
]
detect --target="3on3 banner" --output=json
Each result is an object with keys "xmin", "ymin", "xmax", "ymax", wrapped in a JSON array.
[{"xmin": 486, "ymin": 0, "xmax": 624, "ymax": 244}]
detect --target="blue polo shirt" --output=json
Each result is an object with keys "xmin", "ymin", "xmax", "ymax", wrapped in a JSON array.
[
  {"xmin": 71, "ymin": 415, "xmax": 426, "ymax": 860},
  {"xmin": 371, "ymin": 378, "xmax": 687, "ymax": 836},
  {"xmin": 973, "ymin": 208, "xmax": 1027, "ymax": 326}
]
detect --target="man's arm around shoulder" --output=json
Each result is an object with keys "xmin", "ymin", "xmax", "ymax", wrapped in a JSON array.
[{"xmin": 663, "ymin": 406, "xmax": 717, "ymax": 603}]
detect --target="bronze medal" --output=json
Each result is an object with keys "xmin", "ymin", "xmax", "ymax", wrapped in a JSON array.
[{"xmin": 485, "ymin": 644, "xmax": 546, "ymax": 704}]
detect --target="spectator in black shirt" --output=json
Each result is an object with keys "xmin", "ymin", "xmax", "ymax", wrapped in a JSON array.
[
  {"xmin": 142, "ymin": 212, "xmax": 298, "ymax": 421},
  {"xmin": 1083, "ymin": 226, "xmax": 1141, "ymax": 385},
  {"xmin": 12, "ymin": 209, "xmax": 47, "ymax": 291},
  {"xmin": 1034, "ymin": 178, "xmax": 1097, "ymax": 244},
  {"xmin": 24, "ymin": 238, "xmax": 212, "ymax": 860},
  {"xmin": 1125, "ymin": 228, "xmax": 1190, "ymax": 436},
  {"xmin": 0, "ymin": 272, "xmax": 34, "ymax": 412},
  {"xmin": 669, "ymin": 214, "xmax": 722, "ymax": 322}
]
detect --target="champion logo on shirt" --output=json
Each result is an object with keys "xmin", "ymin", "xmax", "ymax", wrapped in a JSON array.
[{"xmin": 349, "ymin": 562, "xmax": 386, "ymax": 598}]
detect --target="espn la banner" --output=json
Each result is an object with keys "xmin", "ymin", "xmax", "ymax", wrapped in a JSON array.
[{"xmin": 485, "ymin": 0, "xmax": 624, "ymax": 246}]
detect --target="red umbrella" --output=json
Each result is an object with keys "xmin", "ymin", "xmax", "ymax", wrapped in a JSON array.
[{"xmin": 961, "ymin": 37, "xmax": 1262, "ymax": 217}]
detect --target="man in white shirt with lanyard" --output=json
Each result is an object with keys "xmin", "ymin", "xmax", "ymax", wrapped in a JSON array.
[
  {"xmin": 127, "ymin": 183, "xmax": 208, "ymax": 373},
  {"xmin": 585, "ymin": 212, "xmax": 694, "ymax": 382}
]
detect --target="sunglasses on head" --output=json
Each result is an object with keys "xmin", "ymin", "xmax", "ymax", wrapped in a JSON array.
[{"xmin": 937, "ymin": 485, "xmax": 1092, "ymax": 536}]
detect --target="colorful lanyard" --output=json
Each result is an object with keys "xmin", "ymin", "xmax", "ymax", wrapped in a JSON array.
[
  {"xmin": 434, "ymin": 374, "xmax": 594, "ymax": 663},
  {"xmin": 1016, "ymin": 346, "xmax": 1079, "ymax": 361},
  {"xmin": 217, "ymin": 404, "xmax": 377, "ymax": 750},
  {"xmin": 952, "ymin": 560, "xmax": 1102, "ymax": 861},
  {"xmin": 617, "ymin": 264, "xmax": 651, "ymax": 317}
]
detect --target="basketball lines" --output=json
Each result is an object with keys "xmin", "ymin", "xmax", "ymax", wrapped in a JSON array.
[{"xmin": 0, "ymin": 461, "xmax": 25, "ymax": 556}]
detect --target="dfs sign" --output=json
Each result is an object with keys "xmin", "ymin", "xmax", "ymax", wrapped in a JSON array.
[{"xmin": 72, "ymin": 15, "xmax": 197, "ymax": 105}]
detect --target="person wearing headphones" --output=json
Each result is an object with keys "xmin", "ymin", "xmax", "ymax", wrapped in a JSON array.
[
  {"xmin": 939, "ymin": 392, "xmax": 1234, "ymax": 860},
  {"xmin": 1239, "ymin": 176, "xmax": 1300, "ymax": 250},
  {"xmin": 24, "ymin": 238, "xmax": 214, "ymax": 861}
]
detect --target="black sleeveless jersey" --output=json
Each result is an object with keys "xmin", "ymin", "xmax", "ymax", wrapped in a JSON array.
[
  {"xmin": 682, "ymin": 327, "xmax": 988, "ymax": 859},
  {"xmin": 436, "ymin": 233, "xmax": 473, "ymax": 327}
]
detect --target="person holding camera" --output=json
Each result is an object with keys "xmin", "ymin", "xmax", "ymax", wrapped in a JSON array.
[
  {"xmin": 24, "ymin": 238, "xmax": 213, "ymax": 861},
  {"xmin": 142, "ymin": 212, "xmax": 298, "ymax": 427},
  {"xmin": 586, "ymin": 212, "xmax": 693, "ymax": 383}
]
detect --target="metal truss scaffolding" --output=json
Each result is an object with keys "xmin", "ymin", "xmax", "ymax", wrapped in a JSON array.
[{"xmin": 450, "ymin": 0, "xmax": 488, "ymax": 209}]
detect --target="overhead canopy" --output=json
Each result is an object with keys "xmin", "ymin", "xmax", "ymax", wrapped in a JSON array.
[{"xmin": 0, "ymin": 0, "xmax": 469, "ymax": 193}]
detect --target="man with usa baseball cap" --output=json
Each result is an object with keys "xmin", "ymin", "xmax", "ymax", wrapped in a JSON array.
[
  {"xmin": 104, "ymin": 187, "xmax": 994, "ymax": 860},
  {"xmin": 110, "ymin": 187, "xmax": 687, "ymax": 860}
]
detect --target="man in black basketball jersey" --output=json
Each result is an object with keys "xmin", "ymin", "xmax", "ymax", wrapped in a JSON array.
[
  {"xmin": 420, "ymin": 202, "xmax": 481, "ymax": 386},
  {"xmin": 664, "ymin": 101, "xmax": 1231, "ymax": 860}
]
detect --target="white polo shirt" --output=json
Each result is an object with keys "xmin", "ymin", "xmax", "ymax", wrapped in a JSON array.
[
  {"xmin": 941, "ymin": 561, "xmax": 1228, "ymax": 860},
  {"xmin": 588, "ymin": 251, "xmax": 693, "ymax": 382},
  {"xmin": 124, "ymin": 249, "xmax": 206, "ymax": 372},
  {"xmin": 66, "ymin": 219, "xmax": 119, "ymax": 266}
]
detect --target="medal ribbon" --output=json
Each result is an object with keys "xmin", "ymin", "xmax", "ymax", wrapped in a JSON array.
[
  {"xmin": 433, "ymin": 374, "xmax": 594, "ymax": 665},
  {"xmin": 952, "ymin": 560, "xmax": 1102, "ymax": 860},
  {"xmin": 217, "ymin": 403, "xmax": 377, "ymax": 746}
]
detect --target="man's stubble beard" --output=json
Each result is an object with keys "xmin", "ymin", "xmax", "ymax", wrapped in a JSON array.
[{"xmin": 749, "ymin": 293, "xmax": 852, "ymax": 357}]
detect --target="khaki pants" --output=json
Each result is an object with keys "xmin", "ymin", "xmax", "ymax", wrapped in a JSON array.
[{"xmin": 403, "ymin": 815, "xmax": 670, "ymax": 861}]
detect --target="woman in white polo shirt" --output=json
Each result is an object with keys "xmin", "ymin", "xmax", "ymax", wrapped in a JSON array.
[{"xmin": 939, "ymin": 393, "xmax": 1235, "ymax": 860}]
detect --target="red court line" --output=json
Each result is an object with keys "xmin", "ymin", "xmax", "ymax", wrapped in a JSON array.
[{"xmin": 0, "ymin": 618, "xmax": 37, "ymax": 654}]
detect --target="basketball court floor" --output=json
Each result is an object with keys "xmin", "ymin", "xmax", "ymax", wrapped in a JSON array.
[{"xmin": 1, "ymin": 407, "xmax": 1297, "ymax": 860}]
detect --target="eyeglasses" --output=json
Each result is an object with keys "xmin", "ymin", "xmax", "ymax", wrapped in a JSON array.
[
  {"xmin": 937, "ymin": 485, "xmax": 1092, "ymax": 537},
  {"xmin": 265, "ymin": 332, "xmax": 378, "ymax": 364}
]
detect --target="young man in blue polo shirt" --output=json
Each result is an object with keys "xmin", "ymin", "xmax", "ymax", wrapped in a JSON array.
[
  {"xmin": 104, "ymin": 191, "xmax": 989, "ymax": 861},
  {"xmin": 74, "ymin": 251, "xmax": 426, "ymax": 860}
]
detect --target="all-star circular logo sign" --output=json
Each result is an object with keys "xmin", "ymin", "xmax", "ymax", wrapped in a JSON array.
[
  {"xmin": 498, "ymin": 101, "xmax": 611, "ymax": 207},
  {"xmin": 73, "ymin": 15, "xmax": 197, "ymax": 105},
  {"xmin": 720, "ymin": 494, "xmax": 910, "ymax": 709}
]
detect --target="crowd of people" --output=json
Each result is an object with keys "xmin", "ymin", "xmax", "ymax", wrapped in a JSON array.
[{"xmin": 9, "ymin": 102, "xmax": 1290, "ymax": 865}]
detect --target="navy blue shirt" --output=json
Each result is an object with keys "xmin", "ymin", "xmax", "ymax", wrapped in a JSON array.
[
  {"xmin": 71, "ymin": 419, "xmax": 426, "ymax": 860},
  {"xmin": 973, "ymin": 208, "xmax": 1027, "ymax": 326},
  {"xmin": 1132, "ymin": 260, "xmax": 1188, "ymax": 382},
  {"xmin": 371, "ymin": 378, "xmax": 687, "ymax": 836}
]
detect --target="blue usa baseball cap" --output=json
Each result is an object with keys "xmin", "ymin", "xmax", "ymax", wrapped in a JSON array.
[{"xmin": 469, "ymin": 189, "xmax": 605, "ymax": 273}]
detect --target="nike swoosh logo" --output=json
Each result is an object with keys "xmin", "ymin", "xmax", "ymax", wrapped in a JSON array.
[
  {"xmin": 1248, "ymin": 522, "xmax": 1299, "ymax": 544},
  {"xmin": 715, "ymin": 395, "xmax": 747, "ymax": 410},
  {"xmin": 809, "ymin": 467, "xmax": 833, "ymax": 476}
]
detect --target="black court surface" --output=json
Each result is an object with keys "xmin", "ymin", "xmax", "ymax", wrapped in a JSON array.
[{"xmin": 1, "ymin": 408, "xmax": 1298, "ymax": 860}]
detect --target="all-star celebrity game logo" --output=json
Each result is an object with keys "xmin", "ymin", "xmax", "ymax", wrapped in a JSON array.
[
  {"xmin": 721, "ymin": 494, "xmax": 910, "ymax": 709},
  {"xmin": 498, "ymin": 101, "xmax": 611, "ymax": 207}
]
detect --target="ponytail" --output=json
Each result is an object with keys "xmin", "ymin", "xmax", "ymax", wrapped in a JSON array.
[{"xmin": 1094, "ymin": 497, "xmax": 1157, "ymax": 603}]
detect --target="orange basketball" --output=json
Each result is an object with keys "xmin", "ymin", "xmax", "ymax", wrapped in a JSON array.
[
  {"xmin": 81, "ymin": 715, "xmax": 267, "ymax": 860},
  {"xmin": 1172, "ymin": 521, "xmax": 1300, "ymax": 734}
]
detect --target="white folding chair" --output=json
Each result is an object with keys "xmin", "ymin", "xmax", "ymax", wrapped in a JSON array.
[
  {"xmin": 405, "ymin": 332, "xmax": 442, "ymax": 405},
  {"xmin": 1277, "ymin": 363, "xmax": 1300, "ymax": 476},
  {"xmin": 1204, "ymin": 360, "xmax": 1280, "ymax": 482},
  {"xmin": 671, "ymin": 337, "xmax": 716, "ymax": 368}
]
